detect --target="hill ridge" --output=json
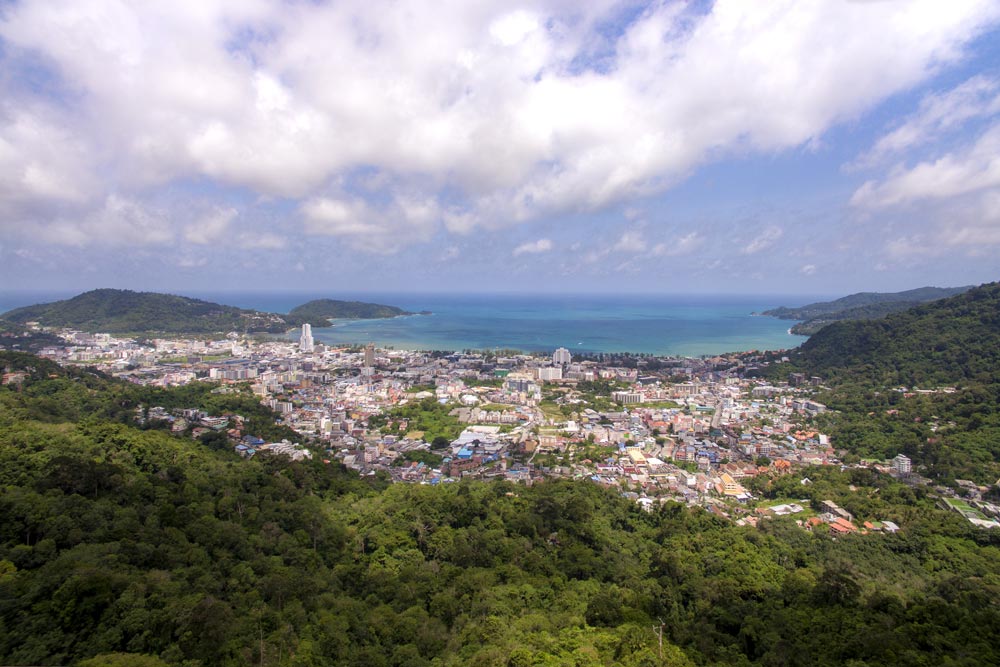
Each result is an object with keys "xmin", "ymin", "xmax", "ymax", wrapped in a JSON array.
[{"xmin": 0, "ymin": 289, "xmax": 413, "ymax": 334}]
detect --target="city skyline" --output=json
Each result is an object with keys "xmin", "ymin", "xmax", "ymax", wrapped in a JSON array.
[{"xmin": 2, "ymin": 1, "xmax": 1000, "ymax": 295}]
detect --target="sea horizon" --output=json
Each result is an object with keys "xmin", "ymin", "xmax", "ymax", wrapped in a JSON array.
[{"xmin": 0, "ymin": 289, "xmax": 820, "ymax": 357}]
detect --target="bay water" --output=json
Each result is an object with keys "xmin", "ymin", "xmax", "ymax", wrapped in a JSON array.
[{"xmin": 0, "ymin": 291, "xmax": 816, "ymax": 357}]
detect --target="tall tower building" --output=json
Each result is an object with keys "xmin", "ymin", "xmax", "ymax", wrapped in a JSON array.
[
  {"xmin": 364, "ymin": 342, "xmax": 375, "ymax": 367},
  {"xmin": 553, "ymin": 347, "xmax": 571, "ymax": 365},
  {"xmin": 299, "ymin": 323, "xmax": 314, "ymax": 353}
]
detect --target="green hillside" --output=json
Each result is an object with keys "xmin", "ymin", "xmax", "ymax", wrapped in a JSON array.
[
  {"xmin": 790, "ymin": 281, "xmax": 1000, "ymax": 387},
  {"xmin": 0, "ymin": 290, "xmax": 417, "ymax": 335},
  {"xmin": 0, "ymin": 289, "xmax": 292, "ymax": 334},
  {"xmin": 787, "ymin": 300, "xmax": 926, "ymax": 335},
  {"xmin": 764, "ymin": 285, "xmax": 972, "ymax": 334},
  {"xmin": 769, "ymin": 282, "xmax": 1000, "ymax": 481}
]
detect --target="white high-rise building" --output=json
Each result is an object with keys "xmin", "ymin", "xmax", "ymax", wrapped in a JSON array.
[
  {"xmin": 893, "ymin": 454, "xmax": 911, "ymax": 476},
  {"xmin": 553, "ymin": 347, "xmax": 571, "ymax": 365},
  {"xmin": 299, "ymin": 323, "xmax": 314, "ymax": 353}
]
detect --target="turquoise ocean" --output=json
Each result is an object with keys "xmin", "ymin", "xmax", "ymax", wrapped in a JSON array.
[{"xmin": 0, "ymin": 291, "xmax": 818, "ymax": 357}]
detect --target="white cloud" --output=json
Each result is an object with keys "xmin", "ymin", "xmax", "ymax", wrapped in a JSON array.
[
  {"xmin": 238, "ymin": 232, "xmax": 286, "ymax": 250},
  {"xmin": 800, "ymin": 264, "xmax": 816, "ymax": 275},
  {"xmin": 741, "ymin": 226, "xmax": 783, "ymax": 255},
  {"xmin": 512, "ymin": 238, "xmax": 553, "ymax": 256},
  {"xmin": 301, "ymin": 197, "xmax": 373, "ymax": 236},
  {"xmin": 854, "ymin": 75, "xmax": 1000, "ymax": 167},
  {"xmin": 852, "ymin": 123, "xmax": 1000, "ymax": 208},
  {"xmin": 652, "ymin": 232, "xmax": 703, "ymax": 256},
  {"xmin": 300, "ymin": 192, "xmax": 440, "ymax": 252},
  {"xmin": 177, "ymin": 256, "xmax": 208, "ymax": 268},
  {"xmin": 886, "ymin": 235, "xmax": 938, "ymax": 259},
  {"xmin": 851, "ymin": 78, "xmax": 1000, "ymax": 257},
  {"xmin": 184, "ymin": 207, "xmax": 237, "ymax": 244},
  {"xmin": 1, "ymin": 0, "xmax": 998, "ymax": 249},
  {"xmin": 34, "ymin": 195, "xmax": 173, "ymax": 247},
  {"xmin": 613, "ymin": 230, "xmax": 646, "ymax": 253},
  {"xmin": 0, "ymin": 106, "xmax": 98, "ymax": 219}
]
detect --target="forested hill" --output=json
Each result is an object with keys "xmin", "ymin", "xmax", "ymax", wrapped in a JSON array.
[
  {"xmin": 784, "ymin": 301, "xmax": 925, "ymax": 335},
  {"xmin": 763, "ymin": 285, "xmax": 972, "ymax": 321},
  {"xmin": 3, "ymin": 349, "xmax": 1000, "ymax": 666},
  {"xmin": 786, "ymin": 281, "xmax": 1000, "ymax": 387},
  {"xmin": 0, "ymin": 289, "xmax": 293, "ymax": 334},
  {"xmin": 287, "ymin": 298, "xmax": 414, "ymax": 322},
  {"xmin": 768, "ymin": 282, "xmax": 1000, "ymax": 482},
  {"xmin": 0, "ymin": 289, "xmax": 415, "ymax": 334}
]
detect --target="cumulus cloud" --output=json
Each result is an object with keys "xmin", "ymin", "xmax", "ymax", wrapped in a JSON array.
[
  {"xmin": 854, "ymin": 75, "xmax": 1000, "ymax": 168},
  {"xmin": 1, "ymin": 0, "xmax": 998, "ymax": 250},
  {"xmin": 852, "ymin": 123, "xmax": 1000, "ymax": 208},
  {"xmin": 34, "ymin": 195, "xmax": 173, "ymax": 247},
  {"xmin": 847, "ymin": 71, "xmax": 1000, "ymax": 259},
  {"xmin": 512, "ymin": 238, "xmax": 553, "ymax": 256},
  {"xmin": 300, "ymin": 192, "xmax": 440, "ymax": 252},
  {"xmin": 184, "ymin": 207, "xmax": 237, "ymax": 244},
  {"xmin": 0, "ymin": 105, "xmax": 99, "ymax": 219}
]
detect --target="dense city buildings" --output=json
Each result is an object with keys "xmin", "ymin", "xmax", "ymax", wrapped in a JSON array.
[{"xmin": 14, "ymin": 322, "xmax": 996, "ymax": 530}]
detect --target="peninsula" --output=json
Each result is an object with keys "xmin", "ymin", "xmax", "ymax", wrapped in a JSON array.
[
  {"xmin": 762, "ymin": 285, "xmax": 972, "ymax": 335},
  {"xmin": 0, "ymin": 289, "xmax": 416, "ymax": 335}
]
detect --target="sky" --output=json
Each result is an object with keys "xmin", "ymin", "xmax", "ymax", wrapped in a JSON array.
[{"xmin": 1, "ymin": 0, "xmax": 1000, "ymax": 295}]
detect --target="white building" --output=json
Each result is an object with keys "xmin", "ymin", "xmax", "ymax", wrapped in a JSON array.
[
  {"xmin": 893, "ymin": 454, "xmax": 912, "ymax": 476},
  {"xmin": 537, "ymin": 366, "xmax": 563, "ymax": 382},
  {"xmin": 553, "ymin": 347, "xmax": 572, "ymax": 365},
  {"xmin": 299, "ymin": 323, "xmax": 314, "ymax": 353}
]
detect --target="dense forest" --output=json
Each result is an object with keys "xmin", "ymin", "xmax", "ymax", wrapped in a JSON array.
[
  {"xmin": 3, "ymin": 348, "xmax": 1000, "ymax": 665},
  {"xmin": 0, "ymin": 289, "xmax": 293, "ymax": 335},
  {"xmin": 288, "ymin": 299, "xmax": 415, "ymax": 322},
  {"xmin": 785, "ymin": 301, "xmax": 927, "ymax": 336},
  {"xmin": 762, "ymin": 285, "xmax": 971, "ymax": 322},
  {"xmin": 788, "ymin": 281, "xmax": 1000, "ymax": 387},
  {"xmin": 761, "ymin": 282, "xmax": 1000, "ymax": 483}
]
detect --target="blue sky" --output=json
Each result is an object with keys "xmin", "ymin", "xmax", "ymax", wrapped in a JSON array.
[{"xmin": 1, "ymin": 0, "xmax": 1000, "ymax": 295}]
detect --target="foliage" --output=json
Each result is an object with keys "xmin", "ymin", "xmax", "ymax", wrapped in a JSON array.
[
  {"xmin": 757, "ymin": 282, "xmax": 1000, "ymax": 481},
  {"xmin": 789, "ymin": 300, "xmax": 928, "ymax": 335},
  {"xmin": 461, "ymin": 377, "xmax": 503, "ymax": 388},
  {"xmin": 369, "ymin": 397, "xmax": 464, "ymax": 444},
  {"xmin": 0, "ymin": 290, "xmax": 418, "ymax": 336},
  {"xmin": 0, "ymin": 289, "xmax": 293, "ymax": 334},
  {"xmin": 779, "ymin": 282, "xmax": 1000, "ymax": 388},
  {"xmin": 286, "ymin": 299, "xmax": 413, "ymax": 324},
  {"xmin": 3, "ymin": 296, "xmax": 1000, "ymax": 667},
  {"xmin": 392, "ymin": 450, "xmax": 444, "ymax": 467},
  {"xmin": 763, "ymin": 285, "xmax": 972, "ymax": 321}
]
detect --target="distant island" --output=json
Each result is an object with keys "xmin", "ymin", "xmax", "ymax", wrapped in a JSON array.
[
  {"xmin": 288, "ymin": 298, "xmax": 420, "ymax": 323},
  {"xmin": 762, "ymin": 285, "xmax": 973, "ymax": 335},
  {"xmin": 0, "ymin": 289, "xmax": 419, "ymax": 334}
]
